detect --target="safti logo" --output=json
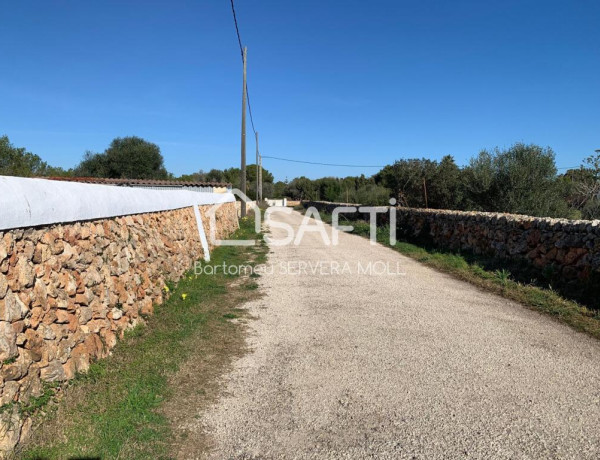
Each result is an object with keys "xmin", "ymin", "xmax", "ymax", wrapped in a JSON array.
[{"xmin": 208, "ymin": 190, "xmax": 398, "ymax": 247}]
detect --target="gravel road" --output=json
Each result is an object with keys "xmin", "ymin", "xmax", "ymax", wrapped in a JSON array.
[{"xmin": 199, "ymin": 209, "xmax": 600, "ymax": 459}]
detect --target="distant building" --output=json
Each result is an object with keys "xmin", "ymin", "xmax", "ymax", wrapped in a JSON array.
[{"xmin": 44, "ymin": 177, "xmax": 232, "ymax": 193}]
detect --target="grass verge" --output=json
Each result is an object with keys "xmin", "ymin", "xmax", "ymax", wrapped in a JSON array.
[
  {"xmin": 18, "ymin": 215, "xmax": 266, "ymax": 460},
  {"xmin": 319, "ymin": 212, "xmax": 600, "ymax": 340}
]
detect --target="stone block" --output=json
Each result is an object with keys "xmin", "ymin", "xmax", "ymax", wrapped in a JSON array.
[
  {"xmin": 40, "ymin": 360, "xmax": 66, "ymax": 382},
  {"xmin": 0, "ymin": 322, "xmax": 17, "ymax": 362}
]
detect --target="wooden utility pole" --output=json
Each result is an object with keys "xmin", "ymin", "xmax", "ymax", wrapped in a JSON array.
[
  {"xmin": 255, "ymin": 131, "xmax": 259, "ymax": 203},
  {"xmin": 240, "ymin": 47, "xmax": 248, "ymax": 217},
  {"xmin": 423, "ymin": 177, "xmax": 428, "ymax": 208},
  {"xmin": 259, "ymin": 154, "xmax": 263, "ymax": 201}
]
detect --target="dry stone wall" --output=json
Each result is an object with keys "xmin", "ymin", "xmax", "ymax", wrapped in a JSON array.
[
  {"xmin": 304, "ymin": 201, "xmax": 600, "ymax": 303},
  {"xmin": 0, "ymin": 201, "xmax": 238, "ymax": 453}
]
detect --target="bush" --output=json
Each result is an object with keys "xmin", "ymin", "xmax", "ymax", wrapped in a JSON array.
[{"xmin": 75, "ymin": 136, "xmax": 169, "ymax": 180}]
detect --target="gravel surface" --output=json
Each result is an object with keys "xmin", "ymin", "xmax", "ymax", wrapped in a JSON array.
[{"xmin": 198, "ymin": 210, "xmax": 600, "ymax": 459}]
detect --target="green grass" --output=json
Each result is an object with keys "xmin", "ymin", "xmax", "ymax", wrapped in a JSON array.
[
  {"xmin": 18, "ymin": 216, "xmax": 265, "ymax": 460},
  {"xmin": 19, "ymin": 382, "xmax": 60, "ymax": 417},
  {"xmin": 317, "ymin": 210, "xmax": 600, "ymax": 340},
  {"xmin": 2, "ymin": 356, "xmax": 16, "ymax": 366}
]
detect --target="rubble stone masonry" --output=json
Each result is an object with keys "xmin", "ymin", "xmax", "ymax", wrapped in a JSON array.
[{"xmin": 0, "ymin": 202, "xmax": 238, "ymax": 453}]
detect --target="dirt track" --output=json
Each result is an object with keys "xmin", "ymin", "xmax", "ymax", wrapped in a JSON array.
[{"xmin": 196, "ymin": 210, "xmax": 600, "ymax": 459}]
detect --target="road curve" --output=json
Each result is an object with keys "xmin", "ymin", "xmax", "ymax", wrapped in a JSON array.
[{"xmin": 200, "ymin": 209, "xmax": 600, "ymax": 459}]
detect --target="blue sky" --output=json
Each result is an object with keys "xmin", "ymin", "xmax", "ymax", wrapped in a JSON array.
[{"xmin": 1, "ymin": 0, "xmax": 598, "ymax": 181}]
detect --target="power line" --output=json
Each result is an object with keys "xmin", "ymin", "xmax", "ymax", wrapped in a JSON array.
[
  {"xmin": 245, "ymin": 87, "xmax": 257, "ymax": 135},
  {"xmin": 229, "ymin": 0, "xmax": 243, "ymax": 58},
  {"xmin": 226, "ymin": 7, "xmax": 584, "ymax": 174},
  {"xmin": 229, "ymin": 0, "xmax": 257, "ymax": 135},
  {"xmin": 261, "ymin": 155, "xmax": 386, "ymax": 168}
]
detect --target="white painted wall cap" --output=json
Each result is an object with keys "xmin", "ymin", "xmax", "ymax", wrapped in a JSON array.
[{"xmin": 0, "ymin": 176, "xmax": 235, "ymax": 231}]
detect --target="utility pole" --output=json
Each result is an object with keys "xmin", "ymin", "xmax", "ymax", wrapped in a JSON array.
[
  {"xmin": 423, "ymin": 177, "xmax": 428, "ymax": 209},
  {"xmin": 259, "ymin": 154, "xmax": 263, "ymax": 201},
  {"xmin": 240, "ymin": 47, "xmax": 248, "ymax": 217},
  {"xmin": 255, "ymin": 131, "xmax": 259, "ymax": 203}
]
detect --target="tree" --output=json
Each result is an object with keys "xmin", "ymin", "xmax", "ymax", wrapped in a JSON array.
[
  {"xmin": 272, "ymin": 181, "xmax": 287, "ymax": 198},
  {"xmin": 285, "ymin": 176, "xmax": 317, "ymax": 200},
  {"xmin": 1, "ymin": 135, "xmax": 49, "ymax": 177},
  {"xmin": 178, "ymin": 170, "xmax": 207, "ymax": 183},
  {"xmin": 314, "ymin": 177, "xmax": 342, "ymax": 202},
  {"xmin": 75, "ymin": 151, "xmax": 109, "ymax": 178},
  {"xmin": 75, "ymin": 136, "xmax": 169, "ymax": 180},
  {"xmin": 246, "ymin": 164, "xmax": 274, "ymax": 184},
  {"xmin": 177, "ymin": 165, "xmax": 274, "ymax": 199},
  {"xmin": 463, "ymin": 143, "xmax": 572, "ymax": 217},
  {"xmin": 348, "ymin": 184, "xmax": 390, "ymax": 205},
  {"xmin": 562, "ymin": 152, "xmax": 600, "ymax": 219},
  {"xmin": 580, "ymin": 153, "xmax": 600, "ymax": 219},
  {"xmin": 429, "ymin": 155, "xmax": 463, "ymax": 209},
  {"xmin": 205, "ymin": 169, "xmax": 226, "ymax": 183},
  {"xmin": 375, "ymin": 158, "xmax": 438, "ymax": 208},
  {"xmin": 461, "ymin": 150, "xmax": 495, "ymax": 211},
  {"xmin": 221, "ymin": 167, "xmax": 241, "ymax": 189},
  {"xmin": 245, "ymin": 164, "xmax": 274, "ymax": 200},
  {"xmin": 0, "ymin": 135, "xmax": 71, "ymax": 177}
]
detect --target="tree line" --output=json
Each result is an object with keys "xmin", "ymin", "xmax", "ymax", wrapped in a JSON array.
[
  {"xmin": 1, "ymin": 134, "xmax": 599, "ymax": 219},
  {"xmin": 0, "ymin": 134, "xmax": 275, "ymax": 200},
  {"xmin": 1, "ymin": 135, "xmax": 170, "ymax": 180},
  {"xmin": 279, "ymin": 144, "xmax": 600, "ymax": 220}
]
